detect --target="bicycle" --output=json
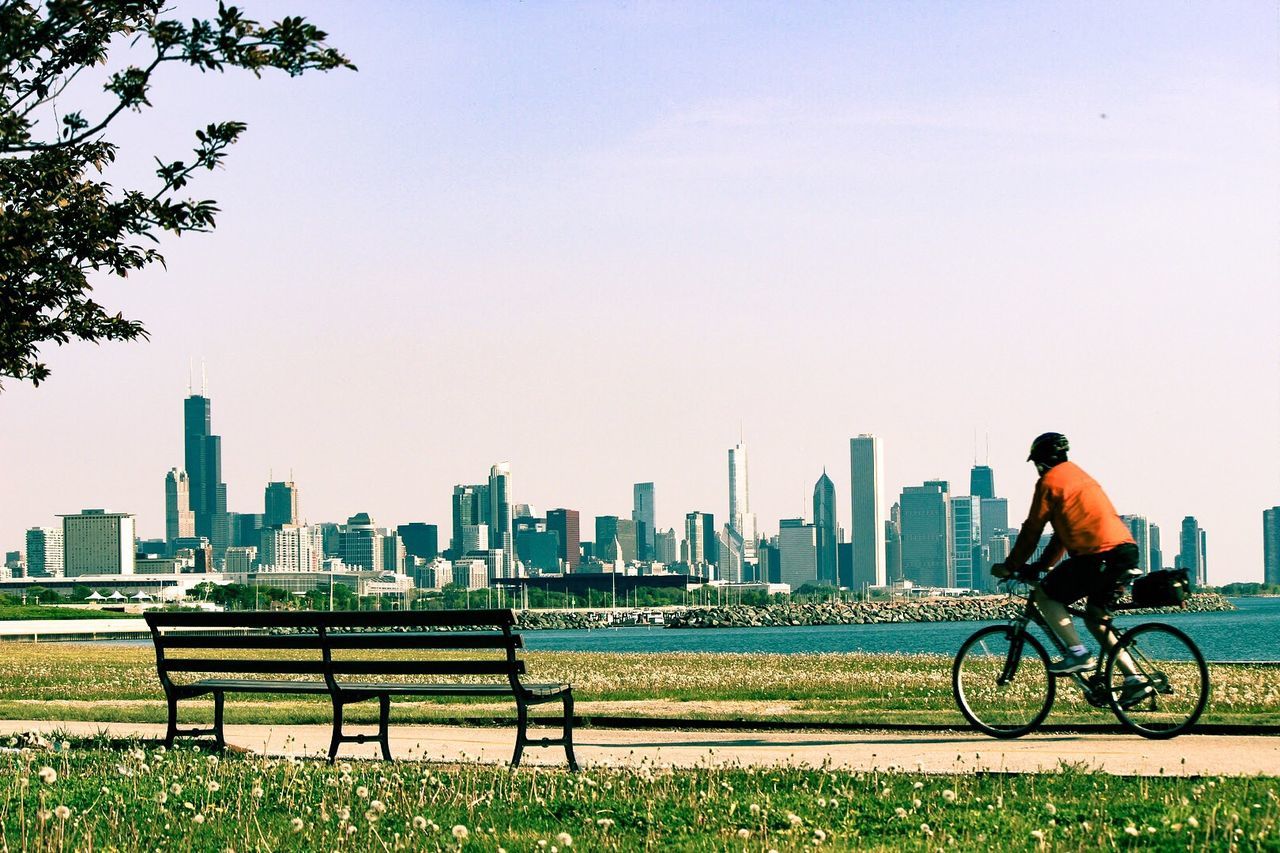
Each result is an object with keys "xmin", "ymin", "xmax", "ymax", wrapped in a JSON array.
[{"xmin": 952, "ymin": 566, "xmax": 1209, "ymax": 739}]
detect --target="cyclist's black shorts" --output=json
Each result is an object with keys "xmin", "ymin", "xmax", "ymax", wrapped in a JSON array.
[{"xmin": 1041, "ymin": 542, "xmax": 1141, "ymax": 610}]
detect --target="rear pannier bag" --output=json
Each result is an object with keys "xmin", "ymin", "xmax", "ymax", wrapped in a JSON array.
[{"xmin": 1131, "ymin": 568, "xmax": 1192, "ymax": 608}]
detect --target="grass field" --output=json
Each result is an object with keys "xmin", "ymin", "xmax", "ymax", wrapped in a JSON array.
[
  {"xmin": 1, "ymin": 643, "xmax": 1278, "ymax": 729},
  {"xmin": 1, "ymin": 735, "xmax": 1277, "ymax": 851}
]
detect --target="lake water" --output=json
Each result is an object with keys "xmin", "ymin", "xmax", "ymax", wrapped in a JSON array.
[{"xmin": 519, "ymin": 597, "xmax": 1280, "ymax": 662}]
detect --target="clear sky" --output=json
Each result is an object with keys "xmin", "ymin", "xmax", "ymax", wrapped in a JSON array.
[{"xmin": 3, "ymin": 2, "xmax": 1277, "ymax": 583}]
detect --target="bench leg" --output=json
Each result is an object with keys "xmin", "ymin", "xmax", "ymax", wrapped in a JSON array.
[
  {"xmin": 511, "ymin": 698, "xmax": 528, "ymax": 768},
  {"xmin": 213, "ymin": 691, "xmax": 226, "ymax": 750},
  {"xmin": 378, "ymin": 695, "xmax": 392, "ymax": 761},
  {"xmin": 328, "ymin": 699, "xmax": 344, "ymax": 764},
  {"xmin": 164, "ymin": 695, "xmax": 179, "ymax": 749},
  {"xmin": 562, "ymin": 692, "xmax": 578, "ymax": 772}
]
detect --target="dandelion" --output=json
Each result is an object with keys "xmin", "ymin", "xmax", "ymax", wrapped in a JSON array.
[
  {"xmin": 788, "ymin": 812, "xmax": 803, "ymax": 827},
  {"xmin": 1030, "ymin": 829, "xmax": 1045, "ymax": 843},
  {"xmin": 913, "ymin": 781, "xmax": 924, "ymax": 790},
  {"xmin": 370, "ymin": 800, "xmax": 386, "ymax": 814},
  {"xmin": 912, "ymin": 798, "xmax": 922, "ymax": 808},
  {"xmin": 54, "ymin": 805, "xmax": 70, "ymax": 820},
  {"xmin": 1125, "ymin": 826, "xmax": 1140, "ymax": 837},
  {"xmin": 452, "ymin": 824, "xmax": 469, "ymax": 840},
  {"xmin": 817, "ymin": 797, "xmax": 827, "ymax": 807},
  {"xmin": 291, "ymin": 817, "xmax": 305, "ymax": 832},
  {"xmin": 556, "ymin": 832, "xmax": 573, "ymax": 847},
  {"xmin": 207, "ymin": 780, "xmax": 221, "ymax": 793},
  {"xmin": 596, "ymin": 818, "xmax": 615, "ymax": 831},
  {"xmin": 193, "ymin": 814, "xmax": 206, "ymax": 825},
  {"xmin": 337, "ymin": 807, "xmax": 351, "ymax": 822},
  {"xmin": 346, "ymin": 825, "xmax": 357, "ymax": 836},
  {"xmin": 942, "ymin": 789, "xmax": 957, "ymax": 803},
  {"xmin": 37, "ymin": 809, "xmax": 52, "ymax": 823},
  {"xmin": 365, "ymin": 810, "xmax": 379, "ymax": 824},
  {"xmin": 737, "ymin": 828, "xmax": 750, "ymax": 839},
  {"xmin": 813, "ymin": 828, "xmax": 827, "ymax": 844},
  {"xmin": 251, "ymin": 786, "xmax": 264, "ymax": 799},
  {"xmin": 895, "ymin": 807, "xmax": 908, "ymax": 818},
  {"xmin": 156, "ymin": 791, "xmax": 168, "ymax": 805},
  {"xmin": 413, "ymin": 816, "xmax": 428, "ymax": 830},
  {"xmin": 339, "ymin": 762, "xmax": 353, "ymax": 774},
  {"xmin": 38, "ymin": 766, "xmax": 57, "ymax": 784},
  {"xmin": 1187, "ymin": 817, "xmax": 1200, "ymax": 829},
  {"xmin": 356, "ymin": 786, "xmax": 369, "ymax": 799},
  {"xmin": 750, "ymin": 803, "xmax": 761, "ymax": 816},
  {"xmin": 920, "ymin": 823, "xmax": 933, "ymax": 836},
  {"xmin": 1045, "ymin": 802, "xmax": 1057, "ymax": 816},
  {"xmin": 171, "ymin": 783, "xmax": 183, "ymax": 796},
  {"xmin": 207, "ymin": 755, "xmax": 219, "ymax": 766}
]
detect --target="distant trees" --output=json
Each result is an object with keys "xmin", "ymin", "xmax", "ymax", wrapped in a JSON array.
[{"xmin": 0, "ymin": 1, "xmax": 353, "ymax": 389}]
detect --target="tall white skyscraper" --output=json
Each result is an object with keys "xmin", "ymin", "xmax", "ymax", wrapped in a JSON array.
[
  {"xmin": 488, "ymin": 462, "xmax": 513, "ymax": 577},
  {"xmin": 728, "ymin": 441, "xmax": 757, "ymax": 561},
  {"xmin": 164, "ymin": 468, "xmax": 195, "ymax": 545},
  {"xmin": 850, "ymin": 435, "xmax": 887, "ymax": 587},
  {"xmin": 259, "ymin": 524, "xmax": 322, "ymax": 572}
]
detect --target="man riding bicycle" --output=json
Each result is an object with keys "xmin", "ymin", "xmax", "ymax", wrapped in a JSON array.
[{"xmin": 994, "ymin": 432, "xmax": 1151, "ymax": 706}]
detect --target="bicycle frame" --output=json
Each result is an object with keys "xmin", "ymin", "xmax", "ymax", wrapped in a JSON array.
[{"xmin": 999, "ymin": 579, "xmax": 1118, "ymax": 703}]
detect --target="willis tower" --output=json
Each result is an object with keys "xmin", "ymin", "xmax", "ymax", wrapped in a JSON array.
[{"xmin": 184, "ymin": 379, "xmax": 229, "ymax": 565}]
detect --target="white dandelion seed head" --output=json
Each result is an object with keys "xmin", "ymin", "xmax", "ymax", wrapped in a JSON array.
[
  {"xmin": 452, "ymin": 824, "xmax": 469, "ymax": 840},
  {"xmin": 54, "ymin": 805, "xmax": 71, "ymax": 820},
  {"xmin": 737, "ymin": 828, "xmax": 750, "ymax": 839},
  {"xmin": 556, "ymin": 832, "xmax": 573, "ymax": 847},
  {"xmin": 356, "ymin": 786, "xmax": 369, "ymax": 799},
  {"xmin": 192, "ymin": 813, "xmax": 205, "ymax": 825},
  {"xmin": 413, "ymin": 816, "xmax": 427, "ymax": 830}
]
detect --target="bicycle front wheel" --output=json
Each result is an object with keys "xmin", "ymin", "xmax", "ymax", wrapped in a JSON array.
[
  {"xmin": 953, "ymin": 625, "xmax": 1056, "ymax": 738},
  {"xmin": 1104, "ymin": 622, "xmax": 1209, "ymax": 739}
]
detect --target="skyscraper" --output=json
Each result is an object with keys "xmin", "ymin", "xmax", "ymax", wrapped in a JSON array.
[
  {"xmin": 397, "ymin": 523, "xmax": 439, "ymax": 561},
  {"xmin": 264, "ymin": 481, "xmax": 299, "ymax": 528},
  {"xmin": 850, "ymin": 435, "xmax": 887, "ymax": 587},
  {"xmin": 813, "ymin": 471, "xmax": 838, "ymax": 586},
  {"xmin": 632, "ymin": 482, "xmax": 655, "ymax": 560},
  {"xmin": 728, "ymin": 442, "xmax": 757, "ymax": 562},
  {"xmin": 900, "ymin": 481, "xmax": 953, "ymax": 588},
  {"xmin": 683, "ymin": 512, "xmax": 716, "ymax": 568},
  {"xmin": 653, "ymin": 527, "xmax": 678, "ymax": 564},
  {"xmin": 778, "ymin": 518, "xmax": 818, "ymax": 589},
  {"xmin": 24, "ymin": 526, "xmax": 63, "ymax": 577},
  {"xmin": 595, "ymin": 516, "xmax": 638, "ymax": 562},
  {"xmin": 1264, "ymin": 507, "xmax": 1280, "ymax": 585},
  {"xmin": 61, "ymin": 509, "xmax": 135, "ymax": 576},
  {"xmin": 164, "ymin": 468, "xmax": 195, "ymax": 546},
  {"xmin": 451, "ymin": 484, "xmax": 489, "ymax": 556},
  {"xmin": 1149, "ymin": 523, "xmax": 1163, "ymax": 570},
  {"xmin": 1178, "ymin": 516, "xmax": 1206, "ymax": 586},
  {"xmin": 1121, "ymin": 515, "xmax": 1152, "ymax": 573},
  {"xmin": 969, "ymin": 465, "xmax": 996, "ymax": 500},
  {"xmin": 183, "ymin": 391, "xmax": 229, "ymax": 565},
  {"xmin": 489, "ymin": 463, "xmax": 513, "ymax": 577},
  {"xmin": 341, "ymin": 512, "xmax": 384, "ymax": 571},
  {"xmin": 546, "ymin": 508, "xmax": 580, "ymax": 571},
  {"xmin": 950, "ymin": 495, "xmax": 982, "ymax": 590}
]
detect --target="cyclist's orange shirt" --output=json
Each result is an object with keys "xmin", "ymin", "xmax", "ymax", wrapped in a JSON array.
[{"xmin": 1008, "ymin": 461, "xmax": 1135, "ymax": 566}]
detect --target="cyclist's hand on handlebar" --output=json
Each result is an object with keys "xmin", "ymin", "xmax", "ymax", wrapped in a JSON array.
[{"xmin": 991, "ymin": 562, "xmax": 1016, "ymax": 579}]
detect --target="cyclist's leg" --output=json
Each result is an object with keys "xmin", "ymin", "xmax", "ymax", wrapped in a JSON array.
[
  {"xmin": 1085, "ymin": 544, "xmax": 1144, "ymax": 679},
  {"xmin": 1084, "ymin": 606, "xmax": 1139, "ymax": 678},
  {"xmin": 1037, "ymin": 556, "xmax": 1100, "ymax": 653},
  {"xmin": 1032, "ymin": 585, "xmax": 1084, "ymax": 648}
]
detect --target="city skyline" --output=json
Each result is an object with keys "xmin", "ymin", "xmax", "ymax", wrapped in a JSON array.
[{"xmin": 1, "ymin": 3, "xmax": 1276, "ymax": 583}]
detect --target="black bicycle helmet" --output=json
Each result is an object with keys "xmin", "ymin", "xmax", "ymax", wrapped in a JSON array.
[{"xmin": 1027, "ymin": 432, "xmax": 1069, "ymax": 463}]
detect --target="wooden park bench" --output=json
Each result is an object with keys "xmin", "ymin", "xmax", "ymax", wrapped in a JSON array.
[{"xmin": 144, "ymin": 608, "xmax": 577, "ymax": 769}]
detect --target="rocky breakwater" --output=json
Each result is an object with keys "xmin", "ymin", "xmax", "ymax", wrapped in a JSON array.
[
  {"xmin": 513, "ymin": 609, "xmax": 616, "ymax": 631},
  {"xmin": 664, "ymin": 592, "xmax": 1234, "ymax": 630}
]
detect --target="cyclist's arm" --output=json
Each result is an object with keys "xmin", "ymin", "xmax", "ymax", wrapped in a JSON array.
[{"xmin": 1039, "ymin": 533, "xmax": 1066, "ymax": 568}]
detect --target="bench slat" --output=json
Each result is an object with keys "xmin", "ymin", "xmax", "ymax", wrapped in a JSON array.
[
  {"xmin": 146, "ymin": 609, "xmax": 516, "ymax": 630},
  {"xmin": 163, "ymin": 659, "xmax": 525, "ymax": 676},
  {"xmin": 191, "ymin": 679, "xmax": 570, "ymax": 698},
  {"xmin": 158, "ymin": 632, "xmax": 521, "ymax": 651}
]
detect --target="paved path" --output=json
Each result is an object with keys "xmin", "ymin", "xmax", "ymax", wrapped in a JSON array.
[{"xmin": 2, "ymin": 720, "xmax": 1277, "ymax": 776}]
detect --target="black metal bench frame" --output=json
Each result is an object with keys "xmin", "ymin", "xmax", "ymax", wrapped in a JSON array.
[{"xmin": 144, "ymin": 609, "xmax": 576, "ymax": 770}]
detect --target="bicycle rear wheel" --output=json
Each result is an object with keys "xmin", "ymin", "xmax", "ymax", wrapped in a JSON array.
[
  {"xmin": 953, "ymin": 625, "xmax": 1055, "ymax": 738},
  {"xmin": 1103, "ymin": 622, "xmax": 1209, "ymax": 739}
]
